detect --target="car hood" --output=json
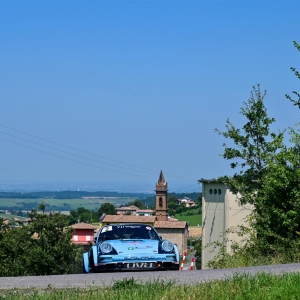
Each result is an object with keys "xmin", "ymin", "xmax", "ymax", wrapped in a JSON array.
[{"xmin": 106, "ymin": 240, "xmax": 159, "ymax": 255}]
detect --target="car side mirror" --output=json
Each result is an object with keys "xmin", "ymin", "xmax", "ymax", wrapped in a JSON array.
[{"xmin": 94, "ymin": 237, "xmax": 97, "ymax": 243}]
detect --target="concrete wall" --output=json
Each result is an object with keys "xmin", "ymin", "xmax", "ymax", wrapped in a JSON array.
[
  {"xmin": 155, "ymin": 228, "xmax": 188, "ymax": 255},
  {"xmin": 201, "ymin": 181, "xmax": 252, "ymax": 269},
  {"xmin": 201, "ymin": 182, "xmax": 225, "ymax": 268},
  {"xmin": 225, "ymin": 188, "xmax": 253, "ymax": 253}
]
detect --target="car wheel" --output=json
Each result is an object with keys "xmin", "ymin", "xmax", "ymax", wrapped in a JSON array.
[{"xmin": 89, "ymin": 255, "xmax": 95, "ymax": 273}]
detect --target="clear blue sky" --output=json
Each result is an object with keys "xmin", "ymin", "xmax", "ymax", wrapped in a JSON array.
[{"xmin": 0, "ymin": 0, "xmax": 299, "ymax": 192}]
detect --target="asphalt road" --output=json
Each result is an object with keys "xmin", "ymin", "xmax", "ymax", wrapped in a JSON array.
[{"xmin": 1, "ymin": 263, "xmax": 300, "ymax": 290}]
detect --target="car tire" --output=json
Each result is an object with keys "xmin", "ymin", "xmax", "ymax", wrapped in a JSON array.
[{"xmin": 89, "ymin": 254, "xmax": 95, "ymax": 273}]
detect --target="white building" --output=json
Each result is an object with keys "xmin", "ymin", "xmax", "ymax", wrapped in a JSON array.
[
  {"xmin": 177, "ymin": 197, "xmax": 196, "ymax": 207},
  {"xmin": 200, "ymin": 179, "xmax": 253, "ymax": 269},
  {"xmin": 135, "ymin": 209, "xmax": 154, "ymax": 216}
]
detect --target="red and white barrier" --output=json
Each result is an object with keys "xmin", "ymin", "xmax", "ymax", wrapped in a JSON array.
[
  {"xmin": 179, "ymin": 251, "xmax": 186, "ymax": 271},
  {"xmin": 189, "ymin": 257, "xmax": 195, "ymax": 270}
]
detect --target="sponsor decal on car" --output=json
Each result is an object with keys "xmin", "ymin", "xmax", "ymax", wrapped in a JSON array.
[
  {"xmin": 101, "ymin": 226, "xmax": 112, "ymax": 232},
  {"xmin": 117, "ymin": 225, "xmax": 141, "ymax": 229},
  {"xmin": 125, "ymin": 241, "xmax": 143, "ymax": 244}
]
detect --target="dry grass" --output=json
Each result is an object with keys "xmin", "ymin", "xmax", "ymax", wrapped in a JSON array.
[{"xmin": 188, "ymin": 226, "xmax": 202, "ymax": 238}]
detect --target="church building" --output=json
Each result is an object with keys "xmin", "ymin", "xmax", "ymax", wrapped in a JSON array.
[
  {"xmin": 155, "ymin": 170, "xmax": 169, "ymax": 221},
  {"xmin": 101, "ymin": 171, "xmax": 188, "ymax": 254}
]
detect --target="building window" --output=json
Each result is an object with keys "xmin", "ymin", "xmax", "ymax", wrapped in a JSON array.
[
  {"xmin": 159, "ymin": 197, "xmax": 163, "ymax": 206},
  {"xmin": 73, "ymin": 235, "xmax": 78, "ymax": 241},
  {"xmin": 218, "ymin": 189, "xmax": 222, "ymax": 195},
  {"xmin": 214, "ymin": 189, "xmax": 217, "ymax": 194},
  {"xmin": 86, "ymin": 235, "xmax": 91, "ymax": 242},
  {"xmin": 209, "ymin": 189, "xmax": 213, "ymax": 194}
]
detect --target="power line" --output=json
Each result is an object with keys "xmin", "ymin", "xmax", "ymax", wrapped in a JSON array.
[
  {"xmin": 0, "ymin": 135, "xmax": 201, "ymax": 193},
  {"xmin": 0, "ymin": 124, "xmax": 141, "ymax": 168},
  {"xmin": 0, "ymin": 130, "xmax": 160, "ymax": 177},
  {"xmin": 172, "ymin": 183, "xmax": 202, "ymax": 193},
  {"xmin": 0, "ymin": 124, "xmax": 197, "ymax": 182},
  {"xmin": 0, "ymin": 137, "xmax": 156, "ymax": 180},
  {"xmin": 0, "ymin": 137, "xmax": 201, "ymax": 194}
]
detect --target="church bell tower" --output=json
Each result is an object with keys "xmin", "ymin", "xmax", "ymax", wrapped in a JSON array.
[{"xmin": 155, "ymin": 170, "xmax": 168, "ymax": 221}]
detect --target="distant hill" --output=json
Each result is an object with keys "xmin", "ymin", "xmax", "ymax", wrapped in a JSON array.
[
  {"xmin": 0, "ymin": 190, "xmax": 153, "ymax": 199},
  {"xmin": 0, "ymin": 190, "xmax": 201, "ymax": 211}
]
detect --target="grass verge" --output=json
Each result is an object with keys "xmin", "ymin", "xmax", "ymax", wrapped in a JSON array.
[{"xmin": 1, "ymin": 272, "xmax": 300, "ymax": 300}]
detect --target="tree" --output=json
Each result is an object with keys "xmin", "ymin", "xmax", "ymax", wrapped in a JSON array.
[
  {"xmin": 128, "ymin": 199, "xmax": 145, "ymax": 209},
  {"xmin": 286, "ymin": 41, "xmax": 300, "ymax": 108},
  {"xmin": 196, "ymin": 193, "xmax": 202, "ymax": 210},
  {"xmin": 214, "ymin": 85, "xmax": 300, "ymax": 254},
  {"xmin": 98, "ymin": 203, "xmax": 117, "ymax": 216},
  {"xmin": 0, "ymin": 206, "xmax": 82, "ymax": 276},
  {"xmin": 69, "ymin": 207, "xmax": 98, "ymax": 224},
  {"xmin": 167, "ymin": 195, "xmax": 178, "ymax": 216},
  {"xmin": 254, "ymin": 144, "xmax": 300, "ymax": 249},
  {"xmin": 167, "ymin": 195, "xmax": 178, "ymax": 204},
  {"xmin": 215, "ymin": 85, "xmax": 284, "ymax": 206},
  {"xmin": 193, "ymin": 239, "xmax": 202, "ymax": 269}
]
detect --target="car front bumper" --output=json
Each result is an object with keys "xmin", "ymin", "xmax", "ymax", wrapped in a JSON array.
[{"xmin": 93, "ymin": 260, "xmax": 180, "ymax": 271}]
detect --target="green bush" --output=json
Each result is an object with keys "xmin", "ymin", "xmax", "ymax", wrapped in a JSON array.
[
  {"xmin": 206, "ymin": 226, "xmax": 300, "ymax": 269},
  {"xmin": 0, "ymin": 205, "xmax": 83, "ymax": 276}
]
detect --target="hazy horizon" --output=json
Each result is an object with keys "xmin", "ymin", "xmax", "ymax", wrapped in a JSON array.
[{"xmin": 0, "ymin": 179, "xmax": 200, "ymax": 194}]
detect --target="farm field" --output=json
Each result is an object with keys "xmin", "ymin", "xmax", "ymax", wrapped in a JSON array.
[
  {"xmin": 0, "ymin": 213, "xmax": 28, "ymax": 221},
  {"xmin": 174, "ymin": 214, "xmax": 202, "ymax": 226},
  {"xmin": 0, "ymin": 197, "xmax": 136, "ymax": 211},
  {"xmin": 189, "ymin": 226, "xmax": 202, "ymax": 238}
]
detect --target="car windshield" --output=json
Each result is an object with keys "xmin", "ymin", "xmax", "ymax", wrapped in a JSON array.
[{"xmin": 98, "ymin": 224, "xmax": 159, "ymax": 241}]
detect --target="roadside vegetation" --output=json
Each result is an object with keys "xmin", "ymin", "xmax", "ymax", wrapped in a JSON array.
[
  {"xmin": 1, "ymin": 273, "xmax": 300, "ymax": 300},
  {"xmin": 0, "ymin": 204, "xmax": 83, "ymax": 277},
  {"xmin": 206, "ymin": 41, "xmax": 300, "ymax": 269}
]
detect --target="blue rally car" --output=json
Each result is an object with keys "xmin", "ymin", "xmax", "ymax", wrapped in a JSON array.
[{"xmin": 83, "ymin": 223, "xmax": 180, "ymax": 272}]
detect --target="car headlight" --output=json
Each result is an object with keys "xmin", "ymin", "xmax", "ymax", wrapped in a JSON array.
[
  {"xmin": 161, "ymin": 240, "xmax": 174, "ymax": 252},
  {"xmin": 99, "ymin": 242, "xmax": 112, "ymax": 254}
]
